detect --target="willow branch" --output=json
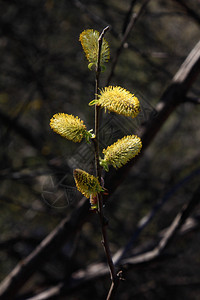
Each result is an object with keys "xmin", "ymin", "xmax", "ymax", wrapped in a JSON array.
[
  {"xmin": 93, "ymin": 26, "xmax": 118, "ymax": 296},
  {"xmin": 94, "ymin": 25, "xmax": 109, "ymax": 181},
  {"xmin": 0, "ymin": 37, "xmax": 199, "ymax": 300}
]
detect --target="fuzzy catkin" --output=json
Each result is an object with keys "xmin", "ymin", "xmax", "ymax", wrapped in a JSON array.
[
  {"xmin": 50, "ymin": 113, "xmax": 87, "ymax": 143},
  {"xmin": 79, "ymin": 29, "xmax": 110, "ymax": 65},
  {"xmin": 100, "ymin": 135, "xmax": 142, "ymax": 170},
  {"xmin": 90, "ymin": 86, "xmax": 140, "ymax": 118},
  {"xmin": 73, "ymin": 169, "xmax": 103, "ymax": 198}
]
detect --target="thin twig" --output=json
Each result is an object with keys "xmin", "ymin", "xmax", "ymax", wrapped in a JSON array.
[
  {"xmin": 21, "ymin": 187, "xmax": 200, "ymax": 300},
  {"xmin": 113, "ymin": 167, "xmax": 200, "ymax": 265},
  {"xmin": 174, "ymin": 0, "xmax": 200, "ymax": 26},
  {"xmin": 93, "ymin": 26, "xmax": 119, "ymax": 298},
  {"xmin": 0, "ymin": 197, "xmax": 90, "ymax": 300},
  {"xmin": 94, "ymin": 25, "xmax": 109, "ymax": 181},
  {"xmin": 122, "ymin": 184, "xmax": 200, "ymax": 266},
  {"xmin": 106, "ymin": 0, "xmax": 150, "ymax": 86}
]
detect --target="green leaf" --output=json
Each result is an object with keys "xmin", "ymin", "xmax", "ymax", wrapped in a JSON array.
[
  {"xmin": 88, "ymin": 100, "xmax": 99, "ymax": 106},
  {"xmin": 100, "ymin": 65, "xmax": 106, "ymax": 72},
  {"xmin": 88, "ymin": 63, "xmax": 96, "ymax": 71}
]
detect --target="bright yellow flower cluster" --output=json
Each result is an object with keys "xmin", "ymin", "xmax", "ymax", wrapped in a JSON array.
[
  {"xmin": 73, "ymin": 169, "xmax": 104, "ymax": 199},
  {"xmin": 79, "ymin": 29, "xmax": 110, "ymax": 69},
  {"xmin": 50, "ymin": 29, "xmax": 143, "ymax": 204},
  {"xmin": 100, "ymin": 135, "xmax": 142, "ymax": 171},
  {"xmin": 89, "ymin": 86, "xmax": 140, "ymax": 118},
  {"xmin": 50, "ymin": 113, "xmax": 90, "ymax": 143}
]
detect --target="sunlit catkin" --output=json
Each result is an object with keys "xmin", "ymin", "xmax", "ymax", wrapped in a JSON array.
[
  {"xmin": 100, "ymin": 135, "xmax": 142, "ymax": 171},
  {"xmin": 73, "ymin": 169, "xmax": 104, "ymax": 198},
  {"xmin": 79, "ymin": 29, "xmax": 110, "ymax": 69},
  {"xmin": 89, "ymin": 86, "xmax": 140, "ymax": 118},
  {"xmin": 50, "ymin": 113, "xmax": 92, "ymax": 143}
]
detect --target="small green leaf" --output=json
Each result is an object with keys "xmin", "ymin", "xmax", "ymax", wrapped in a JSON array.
[
  {"xmin": 89, "ymin": 100, "xmax": 99, "ymax": 106},
  {"xmin": 99, "ymin": 158, "xmax": 109, "ymax": 172},
  {"xmin": 100, "ymin": 65, "xmax": 106, "ymax": 72},
  {"xmin": 88, "ymin": 63, "xmax": 96, "ymax": 71},
  {"xmin": 84, "ymin": 129, "xmax": 95, "ymax": 144}
]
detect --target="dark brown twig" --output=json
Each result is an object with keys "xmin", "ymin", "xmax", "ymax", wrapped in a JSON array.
[
  {"xmin": 0, "ymin": 198, "xmax": 90, "ymax": 300},
  {"xmin": 106, "ymin": 0, "xmax": 151, "ymax": 86},
  {"xmin": 94, "ymin": 25, "xmax": 109, "ymax": 181},
  {"xmin": 93, "ymin": 26, "xmax": 119, "ymax": 298},
  {"xmin": 20, "ymin": 186, "xmax": 200, "ymax": 300},
  {"xmin": 122, "ymin": 184, "xmax": 200, "ymax": 265},
  {"xmin": 174, "ymin": 0, "xmax": 200, "ymax": 26}
]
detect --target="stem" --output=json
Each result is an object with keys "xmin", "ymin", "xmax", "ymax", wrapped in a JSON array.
[
  {"xmin": 94, "ymin": 25, "xmax": 109, "ymax": 181},
  {"xmin": 93, "ymin": 26, "xmax": 119, "ymax": 299},
  {"xmin": 106, "ymin": 279, "xmax": 120, "ymax": 300}
]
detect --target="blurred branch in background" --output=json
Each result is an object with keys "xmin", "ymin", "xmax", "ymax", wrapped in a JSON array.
[
  {"xmin": 17, "ymin": 184, "xmax": 200, "ymax": 300},
  {"xmin": 106, "ymin": 0, "xmax": 151, "ymax": 85}
]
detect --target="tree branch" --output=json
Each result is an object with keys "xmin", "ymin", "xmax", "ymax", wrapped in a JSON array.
[
  {"xmin": 106, "ymin": 0, "xmax": 151, "ymax": 85},
  {"xmin": 0, "ymin": 198, "xmax": 90, "ymax": 300},
  {"xmin": 21, "ymin": 186, "xmax": 200, "ymax": 300},
  {"xmin": 122, "ymin": 184, "xmax": 200, "ymax": 266},
  {"xmin": 174, "ymin": 0, "xmax": 200, "ymax": 26},
  {"xmin": 0, "ymin": 37, "xmax": 199, "ymax": 300}
]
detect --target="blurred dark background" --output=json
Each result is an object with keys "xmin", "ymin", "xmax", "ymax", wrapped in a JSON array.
[{"xmin": 0, "ymin": 0, "xmax": 200, "ymax": 299}]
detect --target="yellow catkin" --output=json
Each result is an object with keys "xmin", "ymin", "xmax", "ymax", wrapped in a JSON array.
[
  {"xmin": 79, "ymin": 29, "xmax": 110, "ymax": 65},
  {"xmin": 100, "ymin": 135, "xmax": 142, "ymax": 170},
  {"xmin": 50, "ymin": 113, "xmax": 87, "ymax": 143},
  {"xmin": 90, "ymin": 86, "xmax": 140, "ymax": 118},
  {"xmin": 73, "ymin": 169, "xmax": 103, "ymax": 198}
]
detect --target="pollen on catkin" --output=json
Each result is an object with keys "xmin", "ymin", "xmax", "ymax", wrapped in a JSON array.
[
  {"xmin": 89, "ymin": 86, "xmax": 140, "ymax": 118},
  {"xmin": 73, "ymin": 169, "xmax": 104, "ymax": 198},
  {"xmin": 100, "ymin": 135, "xmax": 142, "ymax": 171},
  {"xmin": 79, "ymin": 29, "xmax": 110, "ymax": 67},
  {"xmin": 50, "ymin": 113, "xmax": 88, "ymax": 143}
]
